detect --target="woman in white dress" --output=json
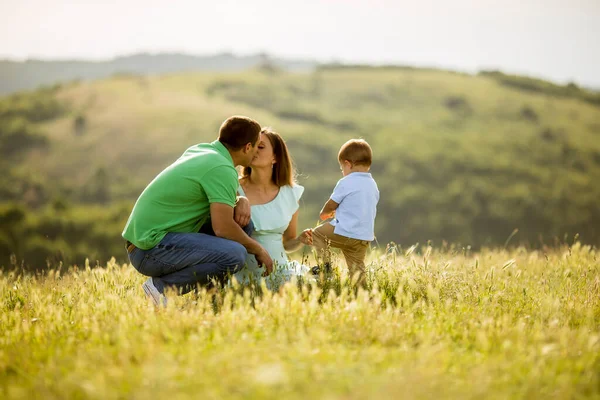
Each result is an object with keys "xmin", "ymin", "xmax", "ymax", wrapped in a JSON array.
[{"xmin": 234, "ymin": 128, "xmax": 313, "ymax": 290}]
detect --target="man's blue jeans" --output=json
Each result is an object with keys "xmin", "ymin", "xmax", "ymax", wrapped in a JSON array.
[{"xmin": 127, "ymin": 222, "xmax": 253, "ymax": 295}]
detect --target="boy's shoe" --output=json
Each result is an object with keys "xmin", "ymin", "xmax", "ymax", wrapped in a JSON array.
[
  {"xmin": 311, "ymin": 263, "xmax": 332, "ymax": 275},
  {"xmin": 142, "ymin": 277, "xmax": 167, "ymax": 307}
]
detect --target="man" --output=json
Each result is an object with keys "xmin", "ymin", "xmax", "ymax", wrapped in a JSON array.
[{"xmin": 122, "ymin": 116, "xmax": 273, "ymax": 305}]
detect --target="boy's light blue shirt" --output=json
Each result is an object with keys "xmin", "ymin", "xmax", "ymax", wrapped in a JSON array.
[{"xmin": 329, "ymin": 172, "xmax": 379, "ymax": 241}]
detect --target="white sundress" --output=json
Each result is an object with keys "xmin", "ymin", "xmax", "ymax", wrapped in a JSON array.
[{"xmin": 234, "ymin": 184, "xmax": 311, "ymax": 290}]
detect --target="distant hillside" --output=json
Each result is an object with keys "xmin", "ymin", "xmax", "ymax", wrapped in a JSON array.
[
  {"xmin": 0, "ymin": 52, "xmax": 316, "ymax": 95},
  {"xmin": 1, "ymin": 67, "xmax": 600, "ymax": 269}
]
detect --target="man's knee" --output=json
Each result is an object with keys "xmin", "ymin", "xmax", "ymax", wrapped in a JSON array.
[{"xmin": 221, "ymin": 242, "xmax": 248, "ymax": 273}]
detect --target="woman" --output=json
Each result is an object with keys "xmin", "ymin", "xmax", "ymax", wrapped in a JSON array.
[{"xmin": 234, "ymin": 128, "xmax": 313, "ymax": 289}]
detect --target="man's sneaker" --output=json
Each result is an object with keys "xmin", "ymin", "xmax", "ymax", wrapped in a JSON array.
[{"xmin": 142, "ymin": 277, "xmax": 167, "ymax": 307}]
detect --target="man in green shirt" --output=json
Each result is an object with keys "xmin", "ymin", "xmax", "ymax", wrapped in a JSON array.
[{"xmin": 122, "ymin": 116, "xmax": 273, "ymax": 305}]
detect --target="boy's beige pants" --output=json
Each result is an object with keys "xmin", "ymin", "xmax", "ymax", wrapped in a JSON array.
[{"xmin": 312, "ymin": 223, "xmax": 370, "ymax": 285}]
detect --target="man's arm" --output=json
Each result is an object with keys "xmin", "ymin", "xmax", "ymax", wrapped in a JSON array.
[
  {"xmin": 210, "ymin": 203, "xmax": 273, "ymax": 274},
  {"xmin": 319, "ymin": 199, "xmax": 339, "ymax": 221},
  {"xmin": 233, "ymin": 195, "xmax": 251, "ymax": 227}
]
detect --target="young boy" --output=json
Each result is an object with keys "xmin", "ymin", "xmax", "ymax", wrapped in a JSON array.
[{"xmin": 311, "ymin": 139, "xmax": 379, "ymax": 286}]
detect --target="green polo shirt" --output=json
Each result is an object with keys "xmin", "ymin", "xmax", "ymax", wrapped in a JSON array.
[{"xmin": 122, "ymin": 140, "xmax": 238, "ymax": 250}]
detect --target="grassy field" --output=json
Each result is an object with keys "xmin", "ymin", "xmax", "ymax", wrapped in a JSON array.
[
  {"xmin": 1, "ymin": 243, "xmax": 599, "ymax": 399},
  {"xmin": 2, "ymin": 67, "xmax": 600, "ymax": 268}
]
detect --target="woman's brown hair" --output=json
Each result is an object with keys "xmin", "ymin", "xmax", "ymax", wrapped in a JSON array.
[{"xmin": 242, "ymin": 128, "xmax": 296, "ymax": 187}]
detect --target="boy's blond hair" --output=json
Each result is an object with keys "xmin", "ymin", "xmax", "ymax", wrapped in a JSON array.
[{"xmin": 338, "ymin": 139, "xmax": 372, "ymax": 167}]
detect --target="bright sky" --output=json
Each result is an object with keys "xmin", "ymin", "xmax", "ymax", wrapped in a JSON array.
[{"xmin": 1, "ymin": 0, "xmax": 599, "ymax": 86}]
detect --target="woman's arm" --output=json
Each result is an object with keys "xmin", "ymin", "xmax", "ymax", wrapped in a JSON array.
[{"xmin": 283, "ymin": 210, "xmax": 313, "ymax": 252}]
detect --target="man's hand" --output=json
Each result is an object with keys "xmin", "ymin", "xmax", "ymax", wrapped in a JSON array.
[
  {"xmin": 298, "ymin": 229, "xmax": 313, "ymax": 245},
  {"xmin": 234, "ymin": 196, "xmax": 251, "ymax": 228},
  {"xmin": 255, "ymin": 249, "xmax": 274, "ymax": 276}
]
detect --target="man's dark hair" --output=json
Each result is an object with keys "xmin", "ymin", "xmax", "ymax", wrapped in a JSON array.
[{"xmin": 218, "ymin": 116, "xmax": 261, "ymax": 151}]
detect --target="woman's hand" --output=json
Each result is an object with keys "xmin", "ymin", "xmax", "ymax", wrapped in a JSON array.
[{"xmin": 297, "ymin": 229, "xmax": 313, "ymax": 245}]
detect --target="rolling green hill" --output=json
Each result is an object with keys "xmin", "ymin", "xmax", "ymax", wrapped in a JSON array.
[
  {"xmin": 1, "ymin": 66, "xmax": 599, "ymax": 268},
  {"xmin": 0, "ymin": 53, "xmax": 315, "ymax": 96}
]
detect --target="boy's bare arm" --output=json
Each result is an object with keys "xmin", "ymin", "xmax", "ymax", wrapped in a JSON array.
[{"xmin": 319, "ymin": 199, "xmax": 339, "ymax": 220}]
